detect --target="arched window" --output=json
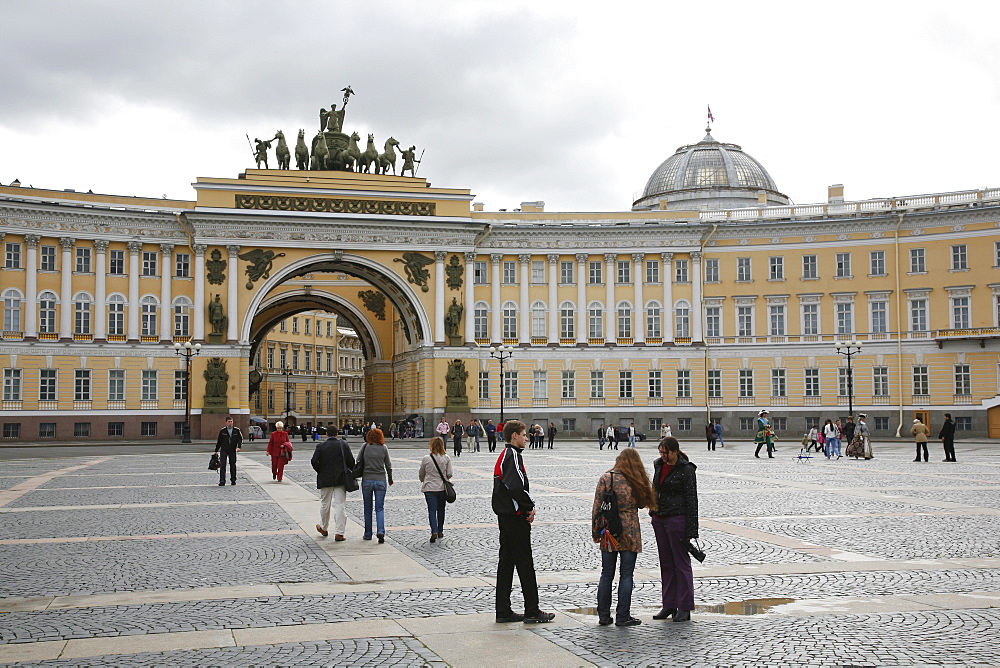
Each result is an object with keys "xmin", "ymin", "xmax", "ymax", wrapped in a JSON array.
[
  {"xmin": 107, "ymin": 294, "xmax": 126, "ymax": 336},
  {"xmin": 588, "ymin": 301, "xmax": 604, "ymax": 339},
  {"xmin": 473, "ymin": 301, "xmax": 489, "ymax": 339},
  {"xmin": 530, "ymin": 300, "xmax": 546, "ymax": 338},
  {"xmin": 646, "ymin": 300, "xmax": 662, "ymax": 338},
  {"xmin": 173, "ymin": 296, "xmax": 192, "ymax": 337},
  {"xmin": 675, "ymin": 299, "xmax": 691, "ymax": 338},
  {"xmin": 559, "ymin": 301, "xmax": 575, "ymax": 339},
  {"xmin": 2, "ymin": 288, "xmax": 23, "ymax": 331},
  {"xmin": 502, "ymin": 301, "xmax": 518, "ymax": 339},
  {"xmin": 38, "ymin": 291, "xmax": 58, "ymax": 334},
  {"xmin": 140, "ymin": 295, "xmax": 159, "ymax": 337},
  {"xmin": 617, "ymin": 300, "xmax": 633, "ymax": 339},
  {"xmin": 73, "ymin": 292, "xmax": 93, "ymax": 335}
]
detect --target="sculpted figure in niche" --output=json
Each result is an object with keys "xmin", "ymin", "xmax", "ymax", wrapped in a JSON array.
[
  {"xmin": 446, "ymin": 359, "xmax": 468, "ymax": 400},
  {"xmin": 445, "ymin": 297, "xmax": 463, "ymax": 338},
  {"xmin": 204, "ymin": 358, "xmax": 229, "ymax": 399},
  {"xmin": 208, "ymin": 294, "xmax": 228, "ymax": 335}
]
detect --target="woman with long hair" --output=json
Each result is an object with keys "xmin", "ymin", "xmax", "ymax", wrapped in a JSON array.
[
  {"xmin": 591, "ymin": 447, "xmax": 657, "ymax": 626},
  {"xmin": 358, "ymin": 428, "xmax": 393, "ymax": 543},
  {"xmin": 418, "ymin": 436, "xmax": 453, "ymax": 542},
  {"xmin": 650, "ymin": 436, "xmax": 699, "ymax": 622},
  {"xmin": 265, "ymin": 421, "xmax": 292, "ymax": 482}
]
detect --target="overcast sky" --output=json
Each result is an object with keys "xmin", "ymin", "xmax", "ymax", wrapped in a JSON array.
[{"xmin": 1, "ymin": 1, "xmax": 998, "ymax": 212}]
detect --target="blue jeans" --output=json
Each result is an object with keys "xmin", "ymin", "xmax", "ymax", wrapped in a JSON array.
[
  {"xmin": 362, "ymin": 479, "xmax": 387, "ymax": 538},
  {"xmin": 597, "ymin": 549, "xmax": 638, "ymax": 622},
  {"xmin": 424, "ymin": 490, "xmax": 447, "ymax": 533},
  {"xmin": 628, "ymin": 435, "xmax": 636, "ymax": 447}
]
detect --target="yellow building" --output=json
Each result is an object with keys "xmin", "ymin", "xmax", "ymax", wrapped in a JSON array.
[{"xmin": 2, "ymin": 125, "xmax": 999, "ymax": 440}]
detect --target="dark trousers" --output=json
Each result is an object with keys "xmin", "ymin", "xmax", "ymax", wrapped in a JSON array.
[
  {"xmin": 943, "ymin": 438, "xmax": 957, "ymax": 461},
  {"xmin": 487, "ymin": 434, "xmax": 497, "ymax": 452},
  {"xmin": 651, "ymin": 515, "xmax": 694, "ymax": 611},
  {"xmin": 218, "ymin": 449, "xmax": 237, "ymax": 483},
  {"xmin": 755, "ymin": 442, "xmax": 774, "ymax": 457},
  {"xmin": 453, "ymin": 436, "xmax": 462, "ymax": 456},
  {"xmin": 707, "ymin": 437, "xmax": 717, "ymax": 451},
  {"xmin": 496, "ymin": 514, "xmax": 539, "ymax": 615},
  {"xmin": 547, "ymin": 436, "xmax": 554, "ymax": 449},
  {"xmin": 597, "ymin": 549, "xmax": 637, "ymax": 622},
  {"xmin": 424, "ymin": 490, "xmax": 447, "ymax": 533},
  {"xmin": 914, "ymin": 442, "xmax": 928, "ymax": 461}
]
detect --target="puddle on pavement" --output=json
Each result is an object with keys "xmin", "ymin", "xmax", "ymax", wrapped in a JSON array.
[{"xmin": 563, "ymin": 597, "xmax": 796, "ymax": 617}]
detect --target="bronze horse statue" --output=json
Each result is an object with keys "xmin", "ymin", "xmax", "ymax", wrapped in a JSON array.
[
  {"xmin": 329, "ymin": 131, "xmax": 362, "ymax": 171},
  {"xmin": 294, "ymin": 129, "xmax": 309, "ymax": 170},
  {"xmin": 359, "ymin": 134, "xmax": 379, "ymax": 174},
  {"xmin": 310, "ymin": 131, "xmax": 329, "ymax": 170},
  {"xmin": 274, "ymin": 130, "xmax": 290, "ymax": 170},
  {"xmin": 377, "ymin": 136, "xmax": 400, "ymax": 175}
]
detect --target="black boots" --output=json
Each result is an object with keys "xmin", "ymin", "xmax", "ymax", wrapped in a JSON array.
[
  {"xmin": 653, "ymin": 607, "xmax": 676, "ymax": 620},
  {"xmin": 673, "ymin": 609, "xmax": 691, "ymax": 622}
]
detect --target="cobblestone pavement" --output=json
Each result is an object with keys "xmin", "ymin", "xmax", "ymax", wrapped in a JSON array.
[{"xmin": 0, "ymin": 440, "xmax": 997, "ymax": 666}]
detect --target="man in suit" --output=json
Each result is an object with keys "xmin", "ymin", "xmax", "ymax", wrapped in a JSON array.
[
  {"xmin": 214, "ymin": 416, "xmax": 243, "ymax": 486},
  {"xmin": 312, "ymin": 427, "xmax": 355, "ymax": 541},
  {"xmin": 938, "ymin": 413, "xmax": 957, "ymax": 462}
]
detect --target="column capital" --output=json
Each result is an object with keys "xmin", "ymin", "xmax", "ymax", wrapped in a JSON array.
[
  {"xmin": 24, "ymin": 234, "xmax": 41, "ymax": 248},
  {"xmin": 93, "ymin": 239, "xmax": 110, "ymax": 252},
  {"xmin": 463, "ymin": 251, "xmax": 477, "ymax": 261},
  {"xmin": 604, "ymin": 253, "xmax": 617, "ymax": 264},
  {"xmin": 661, "ymin": 252, "xmax": 674, "ymax": 262},
  {"xmin": 691, "ymin": 251, "xmax": 703, "ymax": 261},
  {"xmin": 193, "ymin": 244, "xmax": 208, "ymax": 256},
  {"xmin": 59, "ymin": 237, "xmax": 76, "ymax": 249},
  {"xmin": 518, "ymin": 253, "xmax": 532, "ymax": 263},
  {"xmin": 576, "ymin": 253, "xmax": 589, "ymax": 264},
  {"xmin": 632, "ymin": 253, "xmax": 645, "ymax": 263},
  {"xmin": 159, "ymin": 243, "xmax": 175, "ymax": 256},
  {"xmin": 226, "ymin": 245, "xmax": 241, "ymax": 258},
  {"xmin": 434, "ymin": 250, "xmax": 447, "ymax": 261},
  {"xmin": 547, "ymin": 254, "xmax": 560, "ymax": 264},
  {"xmin": 490, "ymin": 253, "xmax": 503, "ymax": 265},
  {"xmin": 127, "ymin": 240, "xmax": 143, "ymax": 253}
]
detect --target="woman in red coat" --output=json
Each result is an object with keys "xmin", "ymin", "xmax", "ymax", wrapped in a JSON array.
[{"xmin": 266, "ymin": 421, "xmax": 293, "ymax": 482}]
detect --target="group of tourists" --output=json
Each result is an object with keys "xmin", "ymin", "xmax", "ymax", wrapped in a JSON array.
[
  {"xmin": 910, "ymin": 413, "xmax": 958, "ymax": 462},
  {"xmin": 435, "ymin": 417, "xmax": 499, "ymax": 456}
]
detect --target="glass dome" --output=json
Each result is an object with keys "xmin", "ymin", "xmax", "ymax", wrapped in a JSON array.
[{"xmin": 632, "ymin": 129, "xmax": 789, "ymax": 211}]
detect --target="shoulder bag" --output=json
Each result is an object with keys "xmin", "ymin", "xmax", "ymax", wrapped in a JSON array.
[
  {"xmin": 341, "ymin": 444, "xmax": 359, "ymax": 492},
  {"xmin": 208, "ymin": 452, "xmax": 220, "ymax": 471},
  {"xmin": 351, "ymin": 444, "xmax": 367, "ymax": 479},
  {"xmin": 430, "ymin": 454, "xmax": 456, "ymax": 503}
]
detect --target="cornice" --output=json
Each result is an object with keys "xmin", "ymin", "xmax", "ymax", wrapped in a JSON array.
[{"xmin": 0, "ymin": 343, "xmax": 248, "ymax": 357}]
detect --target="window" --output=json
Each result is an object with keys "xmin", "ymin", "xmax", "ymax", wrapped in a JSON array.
[
  {"xmin": 677, "ymin": 417, "xmax": 691, "ymax": 431},
  {"xmin": 502, "ymin": 261, "xmax": 516, "ymax": 284},
  {"xmin": 617, "ymin": 260, "xmax": 631, "ymax": 284},
  {"xmin": 102, "ymin": 293, "xmax": 124, "ymax": 335},
  {"xmin": 140, "ymin": 296, "xmax": 158, "ymax": 337},
  {"xmin": 870, "ymin": 250, "xmax": 885, "ymax": 276},
  {"xmin": 618, "ymin": 371, "xmax": 632, "ymax": 399},
  {"xmin": 996, "ymin": 241, "xmax": 1000, "ymax": 267},
  {"xmin": 2, "ymin": 289, "xmax": 22, "ymax": 331},
  {"xmin": 804, "ymin": 368, "xmax": 820, "ymax": 397},
  {"xmin": 75, "ymin": 370, "xmax": 91, "ymax": 401},
  {"xmin": 952, "ymin": 296, "xmax": 970, "ymax": 329},
  {"xmin": 141, "ymin": 251, "xmax": 157, "ymax": 276},
  {"xmin": 649, "ymin": 417, "xmax": 662, "ymax": 432},
  {"xmin": 141, "ymin": 422, "xmax": 157, "ymax": 436},
  {"xmin": 737, "ymin": 305, "xmax": 753, "ymax": 336},
  {"xmin": 39, "ymin": 423, "xmax": 56, "ymax": 438},
  {"xmin": 802, "ymin": 254, "xmax": 817, "ymax": 279},
  {"xmin": 559, "ymin": 302, "xmax": 575, "ymax": 339},
  {"xmin": 771, "ymin": 368, "xmax": 786, "ymax": 397},
  {"xmin": 676, "ymin": 369, "xmax": 691, "ymax": 398},
  {"xmin": 75, "ymin": 247, "xmax": 92, "ymax": 273},
  {"xmin": 769, "ymin": 304, "xmax": 785, "ymax": 336},
  {"xmin": 473, "ymin": 261, "xmax": 487, "ymax": 285},
  {"xmin": 292, "ymin": 317, "xmax": 299, "ymax": 334},
  {"xmin": 870, "ymin": 301, "xmax": 887, "ymax": 333},
  {"xmin": 802, "ymin": 303, "xmax": 819, "ymax": 335},
  {"xmin": 304, "ymin": 347, "xmax": 311, "ymax": 371},
  {"xmin": 173, "ymin": 297, "xmax": 191, "ymax": 337},
  {"xmin": 951, "ymin": 244, "xmax": 968, "ymax": 270},
  {"xmin": 502, "ymin": 302, "xmax": 518, "ymax": 339},
  {"xmin": 617, "ymin": 302, "xmax": 632, "ymax": 338},
  {"xmin": 646, "ymin": 301, "xmax": 661, "ymax": 338},
  {"xmin": 954, "ymin": 364, "xmax": 971, "ymax": 396},
  {"xmin": 588, "ymin": 302, "xmax": 604, "ymax": 338},
  {"xmin": 292, "ymin": 349, "xmax": 299, "ymax": 370},
  {"xmin": 2, "ymin": 369, "xmax": 22, "ymax": 401},
  {"xmin": 503, "ymin": 371, "xmax": 518, "ymax": 400},
  {"xmin": 173, "ymin": 370, "xmax": 187, "ymax": 401},
  {"xmin": 872, "ymin": 417, "xmax": 889, "ymax": 431},
  {"xmin": 738, "ymin": 369, "xmax": 754, "ymax": 397},
  {"xmin": 708, "ymin": 369, "xmax": 721, "ymax": 398},
  {"xmin": 38, "ymin": 291, "xmax": 57, "ymax": 334},
  {"xmin": 704, "ymin": 306, "xmax": 720, "ymax": 338},
  {"xmin": 956, "ymin": 417, "xmax": 972, "ymax": 431},
  {"xmin": 279, "ymin": 347, "xmax": 287, "ymax": 368},
  {"xmin": 74, "ymin": 423, "xmax": 91, "ymax": 437},
  {"xmin": 141, "ymin": 370, "xmax": 158, "ymax": 401},
  {"xmin": 838, "ymin": 368, "xmax": 851, "ymax": 397},
  {"xmin": 590, "ymin": 371, "xmax": 604, "ymax": 399},
  {"xmin": 910, "ymin": 299, "xmax": 928, "ymax": 331},
  {"xmin": 588, "ymin": 261, "xmax": 603, "ymax": 285},
  {"xmin": 645, "ymin": 260, "xmax": 660, "ymax": 284},
  {"xmin": 304, "ymin": 390, "xmax": 312, "ymax": 412},
  {"xmin": 73, "ymin": 293, "xmax": 92, "ymax": 334},
  {"xmin": 561, "ymin": 371, "xmax": 575, "ymax": 399},
  {"xmin": 279, "ymin": 320, "xmax": 287, "ymax": 333},
  {"xmin": 675, "ymin": 302, "xmax": 690, "ymax": 338},
  {"xmin": 562, "ymin": 418, "xmax": 576, "ymax": 432},
  {"xmin": 3, "ymin": 423, "xmax": 21, "ymax": 438},
  {"xmin": 873, "ymin": 367, "xmax": 889, "ymax": 397},
  {"xmin": 836, "ymin": 302, "xmax": 853, "ymax": 335},
  {"xmin": 769, "ymin": 256, "xmax": 784, "ymax": 280},
  {"xmin": 910, "ymin": 248, "xmax": 925, "ymax": 273},
  {"xmin": 560, "ymin": 261, "xmax": 574, "ymax": 284},
  {"xmin": 531, "ymin": 301, "xmax": 546, "ymax": 338},
  {"xmin": 474, "ymin": 302, "xmax": 489, "ymax": 339},
  {"xmin": 108, "ymin": 369, "xmax": 125, "ymax": 402},
  {"xmin": 835, "ymin": 252, "xmax": 851, "ymax": 278},
  {"xmin": 532, "ymin": 371, "xmax": 547, "ymax": 398},
  {"xmin": 704, "ymin": 258, "xmax": 720, "ymax": 283},
  {"xmin": 326, "ymin": 321, "xmax": 333, "ymax": 337},
  {"xmin": 5, "ymin": 242, "xmax": 21, "ymax": 268},
  {"xmin": 648, "ymin": 370, "xmax": 662, "ymax": 398},
  {"xmin": 771, "ymin": 417, "xmax": 786, "ymax": 432},
  {"xmin": 267, "ymin": 389, "xmax": 275, "ymax": 411},
  {"xmin": 912, "ymin": 365, "xmax": 929, "ymax": 396},
  {"xmin": 531, "ymin": 260, "xmax": 545, "ymax": 283},
  {"xmin": 737, "ymin": 257, "xmax": 752, "ymax": 282},
  {"xmin": 739, "ymin": 417, "xmax": 755, "ymax": 431},
  {"xmin": 674, "ymin": 259, "xmax": 689, "ymax": 283},
  {"xmin": 41, "ymin": 245, "xmax": 57, "ymax": 272},
  {"xmin": 304, "ymin": 319, "xmax": 311, "ymax": 335},
  {"xmin": 175, "ymin": 253, "xmax": 190, "ymax": 278},
  {"xmin": 39, "ymin": 369, "xmax": 57, "ymax": 402}
]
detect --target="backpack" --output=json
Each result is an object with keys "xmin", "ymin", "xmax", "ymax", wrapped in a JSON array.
[{"xmin": 592, "ymin": 472, "xmax": 622, "ymax": 550}]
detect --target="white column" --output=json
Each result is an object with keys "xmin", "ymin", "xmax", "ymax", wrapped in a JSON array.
[
  {"xmin": 547, "ymin": 254, "xmax": 559, "ymax": 345},
  {"xmin": 93, "ymin": 239, "xmax": 108, "ymax": 340},
  {"xmin": 159, "ymin": 243, "xmax": 174, "ymax": 342},
  {"xmin": 226, "ymin": 245, "xmax": 240, "ymax": 342},
  {"xmin": 434, "ymin": 250, "xmax": 446, "ymax": 344},
  {"xmin": 193, "ymin": 244, "xmax": 206, "ymax": 342},
  {"xmin": 518, "ymin": 253, "xmax": 530, "ymax": 345},
  {"xmin": 127, "ymin": 241, "xmax": 142, "ymax": 341},
  {"xmin": 575, "ymin": 254, "xmax": 587, "ymax": 345},
  {"xmin": 691, "ymin": 251, "xmax": 704, "ymax": 343},
  {"xmin": 59, "ymin": 237, "xmax": 74, "ymax": 339},
  {"xmin": 604, "ymin": 253, "xmax": 616, "ymax": 342},
  {"xmin": 662, "ymin": 252, "xmax": 674, "ymax": 344},
  {"xmin": 490, "ymin": 254, "xmax": 502, "ymax": 344},
  {"xmin": 633, "ymin": 253, "xmax": 645, "ymax": 345},
  {"xmin": 464, "ymin": 252, "xmax": 476, "ymax": 344},
  {"xmin": 23, "ymin": 234, "xmax": 39, "ymax": 338}
]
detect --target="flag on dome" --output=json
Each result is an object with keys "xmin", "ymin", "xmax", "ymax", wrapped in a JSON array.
[{"xmin": 707, "ymin": 105, "xmax": 715, "ymax": 123}]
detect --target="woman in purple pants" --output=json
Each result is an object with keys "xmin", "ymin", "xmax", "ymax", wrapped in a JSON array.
[{"xmin": 649, "ymin": 436, "xmax": 699, "ymax": 622}]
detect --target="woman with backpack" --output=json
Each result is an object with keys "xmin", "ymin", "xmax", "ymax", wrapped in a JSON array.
[{"xmin": 591, "ymin": 447, "xmax": 657, "ymax": 627}]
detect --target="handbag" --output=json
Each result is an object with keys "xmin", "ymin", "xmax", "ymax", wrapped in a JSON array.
[
  {"xmin": 208, "ymin": 453, "xmax": 220, "ymax": 471},
  {"xmin": 687, "ymin": 538, "xmax": 706, "ymax": 563},
  {"xmin": 341, "ymin": 444, "xmax": 359, "ymax": 493},
  {"xmin": 282, "ymin": 442, "xmax": 293, "ymax": 461},
  {"xmin": 351, "ymin": 444, "xmax": 367, "ymax": 479},
  {"xmin": 592, "ymin": 472, "xmax": 622, "ymax": 550},
  {"xmin": 430, "ymin": 453, "xmax": 456, "ymax": 503}
]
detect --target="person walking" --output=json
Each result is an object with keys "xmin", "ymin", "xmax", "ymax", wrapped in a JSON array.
[
  {"xmin": 663, "ymin": 423, "xmax": 673, "ymax": 438},
  {"xmin": 468, "ymin": 419, "xmax": 482, "ymax": 452},
  {"xmin": 714, "ymin": 420, "xmax": 724, "ymax": 447},
  {"xmin": 705, "ymin": 422, "xmax": 717, "ymax": 451},
  {"xmin": 857, "ymin": 414, "xmax": 873, "ymax": 459},
  {"xmin": 939, "ymin": 413, "xmax": 957, "ymax": 462},
  {"xmin": 806, "ymin": 424, "xmax": 820, "ymax": 454},
  {"xmin": 606, "ymin": 424, "xmax": 618, "ymax": 451},
  {"xmin": 627, "ymin": 423, "xmax": 637, "ymax": 448},
  {"xmin": 823, "ymin": 419, "xmax": 841, "ymax": 460},
  {"xmin": 485, "ymin": 419, "xmax": 498, "ymax": 452},
  {"xmin": 214, "ymin": 416, "xmax": 243, "ymax": 486},
  {"xmin": 592, "ymin": 448, "xmax": 657, "ymax": 627},
  {"xmin": 753, "ymin": 409, "xmax": 776, "ymax": 459},
  {"xmin": 910, "ymin": 418, "xmax": 930, "ymax": 462},
  {"xmin": 547, "ymin": 422, "xmax": 557, "ymax": 449},
  {"xmin": 265, "ymin": 420, "xmax": 292, "ymax": 482},
  {"xmin": 451, "ymin": 420, "xmax": 465, "ymax": 457},
  {"xmin": 841, "ymin": 416, "xmax": 856, "ymax": 448},
  {"xmin": 419, "ymin": 436, "xmax": 453, "ymax": 542},
  {"xmin": 492, "ymin": 420, "xmax": 555, "ymax": 624},
  {"xmin": 312, "ymin": 426, "xmax": 354, "ymax": 541},
  {"xmin": 358, "ymin": 428, "xmax": 393, "ymax": 543},
  {"xmin": 650, "ymin": 436, "xmax": 699, "ymax": 623},
  {"xmin": 436, "ymin": 417, "xmax": 451, "ymax": 441},
  {"xmin": 598, "ymin": 424, "xmax": 607, "ymax": 450}
]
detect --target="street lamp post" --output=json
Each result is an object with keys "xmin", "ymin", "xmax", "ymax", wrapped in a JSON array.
[
  {"xmin": 488, "ymin": 345, "xmax": 515, "ymax": 425},
  {"xmin": 172, "ymin": 341, "xmax": 202, "ymax": 443},
  {"xmin": 834, "ymin": 340, "xmax": 863, "ymax": 418},
  {"xmin": 281, "ymin": 366, "xmax": 293, "ymax": 426}
]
